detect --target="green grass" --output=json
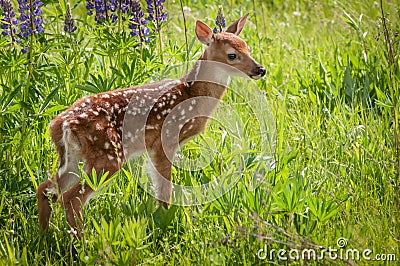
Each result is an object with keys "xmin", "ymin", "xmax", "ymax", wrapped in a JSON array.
[{"xmin": 0, "ymin": 0, "xmax": 399, "ymax": 265}]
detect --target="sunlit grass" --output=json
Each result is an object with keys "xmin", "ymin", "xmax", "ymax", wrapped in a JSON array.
[{"xmin": 0, "ymin": 0, "xmax": 399, "ymax": 265}]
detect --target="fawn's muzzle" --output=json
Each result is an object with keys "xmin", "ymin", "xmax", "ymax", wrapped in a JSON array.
[
  {"xmin": 255, "ymin": 65, "xmax": 266, "ymax": 76},
  {"xmin": 250, "ymin": 65, "xmax": 266, "ymax": 79}
]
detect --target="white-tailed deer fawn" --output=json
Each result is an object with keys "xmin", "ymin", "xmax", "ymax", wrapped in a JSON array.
[{"xmin": 37, "ymin": 14, "xmax": 265, "ymax": 230}]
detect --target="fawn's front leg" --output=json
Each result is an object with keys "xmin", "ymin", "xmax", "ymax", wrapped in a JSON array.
[{"xmin": 147, "ymin": 138, "xmax": 175, "ymax": 209}]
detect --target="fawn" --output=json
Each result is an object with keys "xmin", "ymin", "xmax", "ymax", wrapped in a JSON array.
[{"xmin": 37, "ymin": 14, "xmax": 266, "ymax": 230}]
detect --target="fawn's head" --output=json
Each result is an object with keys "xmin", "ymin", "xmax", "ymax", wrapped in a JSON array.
[{"xmin": 195, "ymin": 14, "xmax": 265, "ymax": 80}]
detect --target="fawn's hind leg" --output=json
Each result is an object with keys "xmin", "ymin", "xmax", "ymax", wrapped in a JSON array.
[
  {"xmin": 37, "ymin": 159, "xmax": 80, "ymax": 230},
  {"xmin": 60, "ymin": 155, "xmax": 120, "ymax": 230},
  {"xmin": 38, "ymin": 127, "xmax": 81, "ymax": 230},
  {"xmin": 37, "ymin": 178, "xmax": 58, "ymax": 230}
]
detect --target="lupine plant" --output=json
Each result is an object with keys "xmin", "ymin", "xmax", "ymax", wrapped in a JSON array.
[
  {"xmin": 146, "ymin": 0, "xmax": 167, "ymax": 31},
  {"xmin": 86, "ymin": 0, "xmax": 118, "ymax": 23},
  {"xmin": 129, "ymin": 0, "xmax": 150, "ymax": 44},
  {"xmin": 64, "ymin": 3, "xmax": 77, "ymax": 34},
  {"xmin": 18, "ymin": 0, "xmax": 44, "ymax": 36},
  {"xmin": 0, "ymin": 0, "xmax": 18, "ymax": 43},
  {"xmin": 17, "ymin": 0, "xmax": 44, "ymax": 53},
  {"xmin": 145, "ymin": 0, "xmax": 167, "ymax": 62},
  {"xmin": 213, "ymin": 6, "xmax": 226, "ymax": 33},
  {"xmin": 0, "ymin": 0, "xmax": 44, "ymax": 47},
  {"xmin": 86, "ymin": 0, "xmax": 132, "ymax": 24},
  {"xmin": 84, "ymin": 0, "xmax": 168, "ymax": 53}
]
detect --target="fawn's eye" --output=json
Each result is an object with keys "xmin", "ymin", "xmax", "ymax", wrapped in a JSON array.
[{"xmin": 227, "ymin": 53, "xmax": 237, "ymax": 60}]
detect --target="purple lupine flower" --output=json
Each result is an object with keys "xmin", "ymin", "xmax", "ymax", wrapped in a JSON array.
[
  {"xmin": 86, "ymin": 0, "xmax": 131, "ymax": 24},
  {"xmin": 108, "ymin": 0, "xmax": 116, "ymax": 12},
  {"xmin": 86, "ymin": 0, "xmax": 110, "ymax": 23},
  {"xmin": 86, "ymin": 0, "xmax": 94, "ymax": 15},
  {"xmin": 118, "ymin": 0, "xmax": 130, "ymax": 13},
  {"xmin": 146, "ymin": 0, "xmax": 167, "ymax": 30},
  {"xmin": 64, "ymin": 3, "xmax": 77, "ymax": 33},
  {"xmin": 0, "ymin": 0, "xmax": 18, "ymax": 43},
  {"xmin": 129, "ymin": 0, "xmax": 150, "ymax": 44},
  {"xmin": 213, "ymin": 6, "xmax": 226, "ymax": 34},
  {"xmin": 94, "ymin": 0, "xmax": 108, "ymax": 23},
  {"xmin": 117, "ymin": 0, "xmax": 131, "ymax": 21},
  {"xmin": 85, "ymin": 0, "xmax": 107, "ymax": 23},
  {"xmin": 17, "ymin": 0, "xmax": 44, "ymax": 38}
]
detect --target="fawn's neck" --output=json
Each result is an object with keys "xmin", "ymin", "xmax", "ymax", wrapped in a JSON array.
[{"xmin": 184, "ymin": 57, "xmax": 230, "ymax": 99}]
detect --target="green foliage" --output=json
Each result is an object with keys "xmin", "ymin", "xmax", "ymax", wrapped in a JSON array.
[{"xmin": 0, "ymin": 0, "xmax": 399, "ymax": 265}]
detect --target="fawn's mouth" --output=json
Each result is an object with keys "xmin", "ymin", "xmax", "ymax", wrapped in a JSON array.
[{"xmin": 250, "ymin": 74, "xmax": 264, "ymax": 80}]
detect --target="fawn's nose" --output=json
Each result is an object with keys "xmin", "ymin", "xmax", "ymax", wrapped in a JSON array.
[{"xmin": 255, "ymin": 65, "xmax": 266, "ymax": 77}]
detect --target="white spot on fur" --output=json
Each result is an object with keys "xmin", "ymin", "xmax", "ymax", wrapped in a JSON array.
[
  {"xmin": 146, "ymin": 125, "xmax": 157, "ymax": 130},
  {"xmin": 104, "ymin": 142, "xmax": 110, "ymax": 149}
]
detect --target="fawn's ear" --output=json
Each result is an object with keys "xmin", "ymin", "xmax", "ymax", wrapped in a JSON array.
[
  {"xmin": 226, "ymin": 13, "xmax": 249, "ymax": 36},
  {"xmin": 195, "ymin": 20, "xmax": 214, "ymax": 46}
]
